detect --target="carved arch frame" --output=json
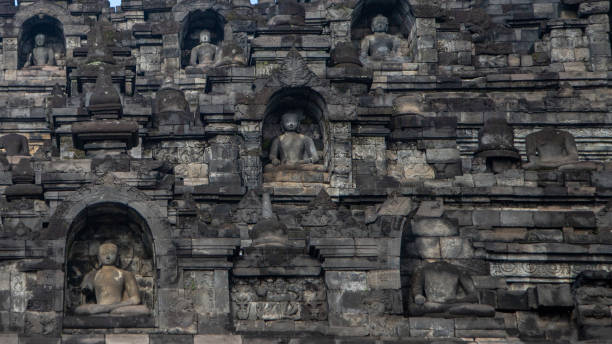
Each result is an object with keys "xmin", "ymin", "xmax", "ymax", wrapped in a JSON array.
[
  {"xmin": 173, "ymin": 0, "xmax": 230, "ymax": 68},
  {"xmin": 13, "ymin": 1, "xmax": 85, "ymax": 70},
  {"xmin": 41, "ymin": 180, "xmax": 177, "ymax": 322},
  {"xmin": 350, "ymin": 0, "xmax": 415, "ymax": 41},
  {"xmin": 235, "ymin": 50, "xmax": 357, "ymax": 188}
]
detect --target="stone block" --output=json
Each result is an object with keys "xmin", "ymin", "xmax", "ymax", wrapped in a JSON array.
[
  {"xmin": 328, "ymin": 312, "xmax": 368, "ymax": 327},
  {"xmin": 527, "ymin": 229, "xmax": 563, "ymax": 242},
  {"xmin": 578, "ymin": 1, "xmax": 609, "ymax": 16},
  {"xmin": 426, "ymin": 148, "xmax": 460, "ymax": 164},
  {"xmin": 412, "ymin": 218, "xmax": 457, "ymax": 236},
  {"xmin": 516, "ymin": 312, "xmax": 545, "ymax": 338},
  {"xmin": 325, "ymin": 271, "xmax": 368, "ymax": 291},
  {"xmin": 533, "ymin": 211, "xmax": 566, "ymax": 228},
  {"xmin": 500, "ymin": 211, "xmax": 534, "ymax": 227},
  {"xmin": 61, "ymin": 335, "xmax": 105, "ymax": 344},
  {"xmin": 366, "ymin": 270, "xmax": 401, "ymax": 289},
  {"xmin": 409, "ymin": 317, "xmax": 454, "ymax": 337},
  {"xmin": 536, "ymin": 284, "xmax": 573, "ymax": 308},
  {"xmin": 194, "ymin": 335, "xmax": 242, "ymax": 344},
  {"xmin": 497, "ymin": 290, "xmax": 530, "ymax": 311},
  {"xmin": 473, "ymin": 173, "xmax": 496, "ymax": 187},
  {"xmin": 472, "ymin": 210, "xmax": 500, "ymax": 228},
  {"xmin": 415, "ymin": 200, "xmax": 444, "ymax": 218},
  {"xmin": 567, "ymin": 211, "xmax": 596, "ymax": 228},
  {"xmin": 106, "ymin": 335, "xmax": 149, "ymax": 344},
  {"xmin": 455, "ymin": 317, "xmax": 505, "ymax": 330},
  {"xmin": 18, "ymin": 336, "xmax": 60, "ymax": 344},
  {"xmin": 0, "ymin": 334, "xmax": 17, "ymax": 344}
]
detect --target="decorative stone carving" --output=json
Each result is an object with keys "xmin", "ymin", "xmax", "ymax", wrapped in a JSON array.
[
  {"xmin": 86, "ymin": 18, "xmax": 115, "ymax": 65},
  {"xmin": 523, "ymin": 129, "xmax": 598, "ymax": 170},
  {"xmin": 275, "ymin": 49, "xmax": 319, "ymax": 88},
  {"xmin": 409, "ymin": 262, "xmax": 495, "ymax": 317},
  {"xmin": 189, "ymin": 30, "xmax": 219, "ymax": 67},
  {"xmin": 87, "ymin": 68, "xmax": 122, "ymax": 118},
  {"xmin": 475, "ymin": 118, "xmax": 520, "ymax": 173},
  {"xmin": 24, "ymin": 33, "xmax": 56, "ymax": 67},
  {"xmin": 74, "ymin": 242, "xmax": 150, "ymax": 316},
  {"xmin": 573, "ymin": 270, "xmax": 612, "ymax": 340},
  {"xmin": 231, "ymin": 277, "xmax": 327, "ymax": 321},
  {"xmin": 360, "ymin": 14, "xmax": 404, "ymax": 63},
  {"xmin": 250, "ymin": 193, "xmax": 289, "ymax": 248}
]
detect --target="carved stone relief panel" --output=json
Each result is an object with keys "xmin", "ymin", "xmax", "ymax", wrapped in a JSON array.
[{"xmin": 231, "ymin": 276, "xmax": 327, "ymax": 322}]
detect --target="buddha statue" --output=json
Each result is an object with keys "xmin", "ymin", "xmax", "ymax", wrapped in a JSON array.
[
  {"xmin": 74, "ymin": 242, "xmax": 150, "ymax": 316},
  {"xmin": 189, "ymin": 30, "xmax": 218, "ymax": 67},
  {"xmin": 410, "ymin": 261, "xmax": 495, "ymax": 317},
  {"xmin": 523, "ymin": 129, "xmax": 598, "ymax": 170},
  {"xmin": 360, "ymin": 14, "xmax": 402, "ymax": 63},
  {"xmin": 264, "ymin": 109, "xmax": 321, "ymax": 173},
  {"xmin": 24, "ymin": 34, "xmax": 56, "ymax": 67}
]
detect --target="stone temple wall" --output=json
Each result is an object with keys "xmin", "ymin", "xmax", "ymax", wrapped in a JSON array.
[{"xmin": 0, "ymin": 0, "xmax": 610, "ymax": 342}]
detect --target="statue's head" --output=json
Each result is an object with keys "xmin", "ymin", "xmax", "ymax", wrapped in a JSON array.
[
  {"xmin": 199, "ymin": 30, "xmax": 212, "ymax": 44},
  {"xmin": 280, "ymin": 109, "xmax": 303, "ymax": 132},
  {"xmin": 98, "ymin": 242, "xmax": 118, "ymax": 266},
  {"xmin": 34, "ymin": 33, "xmax": 46, "ymax": 47},
  {"xmin": 371, "ymin": 14, "xmax": 389, "ymax": 33}
]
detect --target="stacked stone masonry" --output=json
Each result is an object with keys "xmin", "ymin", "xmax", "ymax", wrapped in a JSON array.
[{"xmin": 0, "ymin": 0, "xmax": 610, "ymax": 342}]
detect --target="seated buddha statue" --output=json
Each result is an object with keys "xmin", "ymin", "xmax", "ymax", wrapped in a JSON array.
[
  {"xmin": 360, "ymin": 14, "xmax": 403, "ymax": 63},
  {"xmin": 74, "ymin": 242, "xmax": 150, "ymax": 316},
  {"xmin": 264, "ymin": 109, "xmax": 324, "ymax": 173}
]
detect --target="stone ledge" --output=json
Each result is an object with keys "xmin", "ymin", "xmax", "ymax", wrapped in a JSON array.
[{"xmin": 63, "ymin": 315, "xmax": 155, "ymax": 329}]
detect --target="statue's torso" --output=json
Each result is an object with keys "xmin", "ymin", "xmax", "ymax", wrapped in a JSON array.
[
  {"xmin": 32, "ymin": 47, "xmax": 52, "ymax": 66},
  {"xmin": 94, "ymin": 267, "xmax": 126, "ymax": 305},
  {"xmin": 278, "ymin": 132, "xmax": 307, "ymax": 163},
  {"xmin": 192, "ymin": 43, "xmax": 217, "ymax": 64},
  {"xmin": 532, "ymin": 134, "xmax": 570, "ymax": 161},
  {"xmin": 368, "ymin": 34, "xmax": 395, "ymax": 59},
  {"xmin": 423, "ymin": 269, "xmax": 459, "ymax": 303}
]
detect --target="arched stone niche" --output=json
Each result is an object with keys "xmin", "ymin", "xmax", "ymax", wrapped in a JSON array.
[
  {"xmin": 64, "ymin": 202, "xmax": 155, "ymax": 315},
  {"xmin": 41, "ymin": 180, "xmax": 177, "ymax": 326},
  {"xmin": 350, "ymin": 0, "xmax": 415, "ymax": 44},
  {"xmin": 179, "ymin": 9, "xmax": 225, "ymax": 68},
  {"xmin": 236, "ymin": 49, "xmax": 356, "ymax": 189},
  {"xmin": 262, "ymin": 87, "xmax": 330, "ymax": 170},
  {"xmin": 18, "ymin": 14, "xmax": 66, "ymax": 69}
]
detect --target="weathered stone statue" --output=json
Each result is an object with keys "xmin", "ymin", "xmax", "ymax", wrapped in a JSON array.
[
  {"xmin": 0, "ymin": 134, "xmax": 30, "ymax": 156},
  {"xmin": 360, "ymin": 14, "xmax": 402, "ymax": 62},
  {"xmin": 24, "ymin": 34, "xmax": 56, "ymax": 67},
  {"xmin": 523, "ymin": 128, "xmax": 597, "ymax": 170},
  {"xmin": 189, "ymin": 30, "xmax": 218, "ymax": 67},
  {"xmin": 410, "ymin": 262, "xmax": 494, "ymax": 317},
  {"xmin": 475, "ymin": 118, "xmax": 520, "ymax": 173},
  {"xmin": 264, "ymin": 109, "xmax": 320, "ymax": 172},
  {"xmin": 215, "ymin": 40, "xmax": 247, "ymax": 67},
  {"xmin": 74, "ymin": 242, "xmax": 150, "ymax": 316}
]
